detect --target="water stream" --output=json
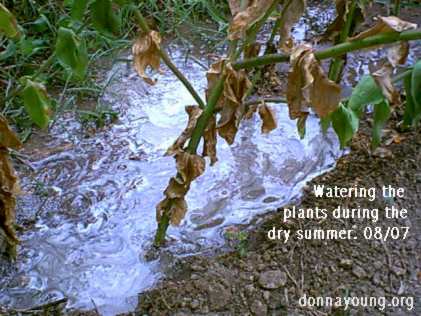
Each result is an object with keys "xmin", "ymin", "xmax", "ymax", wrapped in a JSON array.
[{"xmin": 0, "ymin": 46, "xmax": 342, "ymax": 315}]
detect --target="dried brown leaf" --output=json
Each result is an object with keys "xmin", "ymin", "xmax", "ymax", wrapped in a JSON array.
[
  {"xmin": 321, "ymin": 0, "xmax": 365, "ymax": 42},
  {"xmin": 228, "ymin": 0, "xmax": 273, "ymax": 40},
  {"xmin": 217, "ymin": 64, "xmax": 252, "ymax": 144},
  {"xmin": 350, "ymin": 16, "xmax": 417, "ymax": 41},
  {"xmin": 164, "ymin": 177, "xmax": 189, "ymax": 199},
  {"xmin": 169, "ymin": 197, "xmax": 188, "ymax": 226},
  {"xmin": 287, "ymin": 44, "xmax": 341, "ymax": 119},
  {"xmin": 175, "ymin": 152, "xmax": 206, "ymax": 183},
  {"xmin": 202, "ymin": 115, "xmax": 218, "ymax": 165},
  {"xmin": 155, "ymin": 196, "xmax": 187, "ymax": 226},
  {"xmin": 244, "ymin": 103, "xmax": 259, "ymax": 119},
  {"xmin": 132, "ymin": 30, "xmax": 162, "ymax": 85},
  {"xmin": 310, "ymin": 63, "xmax": 342, "ymax": 117},
  {"xmin": 166, "ymin": 106, "xmax": 203, "ymax": 156},
  {"xmin": 322, "ymin": 0, "xmax": 348, "ymax": 41},
  {"xmin": 387, "ymin": 41, "xmax": 409, "ymax": 67},
  {"xmin": 0, "ymin": 150, "xmax": 20, "ymax": 245},
  {"xmin": 278, "ymin": 0, "xmax": 306, "ymax": 52},
  {"xmin": 258, "ymin": 103, "xmax": 277, "ymax": 133},
  {"xmin": 372, "ymin": 64, "xmax": 400, "ymax": 105},
  {"xmin": 244, "ymin": 43, "xmax": 261, "ymax": 59},
  {"xmin": 206, "ymin": 59, "xmax": 226, "ymax": 106},
  {"xmin": 286, "ymin": 45, "xmax": 313, "ymax": 119},
  {"xmin": 0, "ymin": 115, "xmax": 22, "ymax": 149}
]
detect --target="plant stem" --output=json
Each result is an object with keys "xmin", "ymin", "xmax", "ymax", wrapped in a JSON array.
[
  {"xmin": 394, "ymin": 0, "xmax": 401, "ymax": 16},
  {"xmin": 245, "ymin": 0, "xmax": 281, "ymax": 46},
  {"xmin": 132, "ymin": 7, "xmax": 206, "ymax": 109},
  {"xmin": 154, "ymin": 212, "xmax": 171, "ymax": 246},
  {"xmin": 328, "ymin": 0, "xmax": 357, "ymax": 83},
  {"xmin": 233, "ymin": 29, "xmax": 421, "ymax": 69},
  {"xmin": 187, "ymin": 76, "xmax": 226, "ymax": 153},
  {"xmin": 267, "ymin": 0, "xmax": 293, "ymax": 44}
]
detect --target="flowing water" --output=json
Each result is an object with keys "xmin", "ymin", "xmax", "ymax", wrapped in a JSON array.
[{"xmin": 0, "ymin": 46, "xmax": 342, "ymax": 315}]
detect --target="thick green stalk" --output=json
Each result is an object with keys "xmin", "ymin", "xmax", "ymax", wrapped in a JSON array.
[
  {"xmin": 132, "ymin": 7, "xmax": 206, "ymax": 109},
  {"xmin": 328, "ymin": 0, "xmax": 357, "ymax": 82},
  {"xmin": 187, "ymin": 77, "xmax": 226, "ymax": 153},
  {"xmin": 233, "ymin": 29, "xmax": 421, "ymax": 69},
  {"xmin": 154, "ymin": 212, "xmax": 170, "ymax": 246},
  {"xmin": 394, "ymin": 0, "xmax": 401, "ymax": 16}
]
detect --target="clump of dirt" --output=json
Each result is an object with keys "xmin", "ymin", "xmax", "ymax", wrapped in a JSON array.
[{"xmin": 121, "ymin": 109, "xmax": 421, "ymax": 316}]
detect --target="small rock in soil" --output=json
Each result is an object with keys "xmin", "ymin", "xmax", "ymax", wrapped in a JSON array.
[
  {"xmin": 339, "ymin": 259, "xmax": 353, "ymax": 269},
  {"xmin": 258, "ymin": 270, "xmax": 287, "ymax": 289},
  {"xmin": 207, "ymin": 282, "xmax": 232, "ymax": 310},
  {"xmin": 250, "ymin": 299, "xmax": 267, "ymax": 316},
  {"xmin": 352, "ymin": 266, "xmax": 367, "ymax": 279}
]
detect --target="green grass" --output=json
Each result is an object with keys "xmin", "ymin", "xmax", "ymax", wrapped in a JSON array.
[{"xmin": 0, "ymin": 0, "xmax": 230, "ymax": 136}]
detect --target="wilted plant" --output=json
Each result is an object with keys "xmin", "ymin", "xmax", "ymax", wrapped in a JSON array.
[{"xmin": 0, "ymin": 0, "xmax": 420, "ymax": 252}]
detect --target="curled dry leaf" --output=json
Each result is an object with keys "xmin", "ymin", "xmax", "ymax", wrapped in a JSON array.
[
  {"xmin": 258, "ymin": 103, "xmax": 277, "ymax": 133},
  {"xmin": 244, "ymin": 103, "xmax": 259, "ymax": 119},
  {"xmin": 372, "ymin": 64, "xmax": 400, "ymax": 105},
  {"xmin": 175, "ymin": 152, "xmax": 206, "ymax": 183},
  {"xmin": 244, "ymin": 43, "xmax": 261, "ymax": 59},
  {"xmin": 0, "ymin": 149, "xmax": 20, "ymax": 245},
  {"xmin": 156, "ymin": 195, "xmax": 188, "ymax": 226},
  {"xmin": 287, "ymin": 45, "xmax": 313, "ymax": 119},
  {"xmin": 321, "ymin": 0, "xmax": 365, "ymax": 42},
  {"xmin": 217, "ymin": 63, "xmax": 252, "ymax": 144},
  {"xmin": 164, "ymin": 177, "xmax": 189, "ymax": 199},
  {"xmin": 278, "ymin": 0, "xmax": 306, "ymax": 52},
  {"xmin": 0, "ymin": 114, "xmax": 22, "ymax": 149},
  {"xmin": 159, "ymin": 176, "xmax": 190, "ymax": 225},
  {"xmin": 387, "ymin": 41, "xmax": 409, "ymax": 67},
  {"xmin": 206, "ymin": 59, "xmax": 226, "ymax": 105},
  {"xmin": 349, "ymin": 16, "xmax": 417, "ymax": 41},
  {"xmin": 349, "ymin": 16, "xmax": 416, "ymax": 105},
  {"xmin": 287, "ymin": 44, "xmax": 341, "ymax": 119},
  {"xmin": 132, "ymin": 30, "xmax": 162, "ymax": 85},
  {"xmin": 166, "ymin": 106, "xmax": 203, "ymax": 156},
  {"xmin": 202, "ymin": 115, "xmax": 218, "ymax": 165},
  {"xmin": 156, "ymin": 152, "xmax": 206, "ymax": 226},
  {"xmin": 228, "ymin": 0, "xmax": 273, "ymax": 40},
  {"xmin": 310, "ymin": 61, "xmax": 342, "ymax": 117}
]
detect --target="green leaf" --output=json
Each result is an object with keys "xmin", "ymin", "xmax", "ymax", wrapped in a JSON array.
[
  {"xmin": 55, "ymin": 27, "xmax": 88, "ymax": 80},
  {"xmin": 0, "ymin": 41, "xmax": 16, "ymax": 61},
  {"xmin": 372, "ymin": 100, "xmax": 390, "ymax": 149},
  {"xmin": 90, "ymin": 0, "xmax": 120, "ymax": 35},
  {"xmin": 348, "ymin": 75, "xmax": 384, "ymax": 114},
  {"xmin": 411, "ymin": 60, "xmax": 421, "ymax": 110},
  {"xmin": 20, "ymin": 79, "xmax": 52, "ymax": 129},
  {"xmin": 0, "ymin": 3, "xmax": 20, "ymax": 38},
  {"xmin": 403, "ymin": 70, "xmax": 421, "ymax": 127},
  {"xmin": 32, "ymin": 14, "xmax": 50, "ymax": 32},
  {"xmin": 331, "ymin": 103, "xmax": 359, "ymax": 148},
  {"xmin": 71, "ymin": 0, "xmax": 90, "ymax": 21}
]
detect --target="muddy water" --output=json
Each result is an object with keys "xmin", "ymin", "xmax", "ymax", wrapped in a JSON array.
[{"xmin": 0, "ymin": 47, "xmax": 342, "ymax": 315}]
